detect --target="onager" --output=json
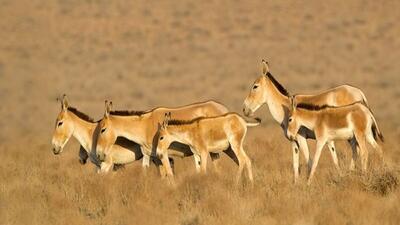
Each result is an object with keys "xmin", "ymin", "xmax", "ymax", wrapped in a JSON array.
[
  {"xmin": 156, "ymin": 112, "xmax": 260, "ymax": 184},
  {"xmin": 51, "ymin": 95, "xmax": 143, "ymax": 173},
  {"xmin": 95, "ymin": 100, "xmax": 229, "ymax": 174},
  {"xmin": 286, "ymin": 97, "xmax": 384, "ymax": 185},
  {"xmin": 243, "ymin": 60, "xmax": 371, "ymax": 183}
]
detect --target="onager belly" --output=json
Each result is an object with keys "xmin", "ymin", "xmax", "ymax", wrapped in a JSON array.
[
  {"xmin": 327, "ymin": 128, "xmax": 354, "ymax": 141},
  {"xmin": 111, "ymin": 149, "xmax": 137, "ymax": 164},
  {"xmin": 206, "ymin": 139, "xmax": 230, "ymax": 153}
]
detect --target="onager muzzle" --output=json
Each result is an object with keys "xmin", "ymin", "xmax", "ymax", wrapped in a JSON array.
[{"xmin": 52, "ymin": 145, "xmax": 62, "ymax": 155}]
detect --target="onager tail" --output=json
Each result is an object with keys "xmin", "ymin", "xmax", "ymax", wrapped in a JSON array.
[
  {"xmin": 359, "ymin": 90, "xmax": 370, "ymax": 108},
  {"xmin": 368, "ymin": 109, "xmax": 384, "ymax": 142},
  {"xmin": 245, "ymin": 117, "xmax": 261, "ymax": 127}
]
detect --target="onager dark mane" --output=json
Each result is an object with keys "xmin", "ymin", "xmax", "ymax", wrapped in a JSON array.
[
  {"xmin": 110, "ymin": 110, "xmax": 148, "ymax": 116},
  {"xmin": 167, "ymin": 117, "xmax": 205, "ymax": 126},
  {"xmin": 265, "ymin": 72, "xmax": 290, "ymax": 97},
  {"xmin": 68, "ymin": 107, "xmax": 96, "ymax": 123}
]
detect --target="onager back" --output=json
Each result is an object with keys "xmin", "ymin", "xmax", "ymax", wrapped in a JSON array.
[
  {"xmin": 156, "ymin": 112, "xmax": 260, "ymax": 184},
  {"xmin": 286, "ymin": 97, "xmax": 384, "ymax": 184}
]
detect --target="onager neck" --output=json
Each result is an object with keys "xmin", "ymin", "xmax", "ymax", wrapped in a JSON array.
[
  {"xmin": 263, "ymin": 76, "xmax": 290, "ymax": 124},
  {"xmin": 69, "ymin": 113, "xmax": 96, "ymax": 153},
  {"xmin": 110, "ymin": 115, "xmax": 149, "ymax": 146},
  {"xmin": 295, "ymin": 109, "xmax": 319, "ymax": 131}
]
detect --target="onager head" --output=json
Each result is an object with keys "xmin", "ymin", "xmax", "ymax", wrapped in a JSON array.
[
  {"xmin": 51, "ymin": 95, "xmax": 74, "ymax": 155},
  {"xmin": 96, "ymin": 100, "xmax": 116, "ymax": 161},
  {"xmin": 243, "ymin": 60, "xmax": 270, "ymax": 117},
  {"xmin": 286, "ymin": 96, "xmax": 301, "ymax": 142},
  {"xmin": 156, "ymin": 112, "xmax": 173, "ymax": 158}
]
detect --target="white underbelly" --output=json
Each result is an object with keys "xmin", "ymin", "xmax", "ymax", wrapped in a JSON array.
[
  {"xmin": 327, "ymin": 128, "xmax": 353, "ymax": 140},
  {"xmin": 111, "ymin": 150, "xmax": 137, "ymax": 164},
  {"xmin": 206, "ymin": 139, "xmax": 230, "ymax": 153}
]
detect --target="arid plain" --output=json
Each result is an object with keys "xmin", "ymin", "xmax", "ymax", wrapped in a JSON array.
[{"xmin": 0, "ymin": 1, "xmax": 399, "ymax": 224}]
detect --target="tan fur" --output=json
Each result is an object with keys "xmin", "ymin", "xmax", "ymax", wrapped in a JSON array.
[
  {"xmin": 156, "ymin": 113, "xmax": 259, "ymax": 184},
  {"xmin": 95, "ymin": 100, "xmax": 229, "ymax": 174},
  {"xmin": 287, "ymin": 99, "xmax": 384, "ymax": 185},
  {"xmin": 242, "ymin": 60, "xmax": 370, "ymax": 183},
  {"xmin": 51, "ymin": 95, "xmax": 142, "ymax": 173}
]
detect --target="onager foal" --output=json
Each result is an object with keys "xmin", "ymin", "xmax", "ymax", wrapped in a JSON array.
[
  {"xmin": 286, "ymin": 97, "xmax": 384, "ymax": 185},
  {"xmin": 51, "ymin": 95, "xmax": 142, "ymax": 173},
  {"xmin": 243, "ymin": 60, "xmax": 371, "ymax": 183},
  {"xmin": 156, "ymin": 112, "xmax": 260, "ymax": 184}
]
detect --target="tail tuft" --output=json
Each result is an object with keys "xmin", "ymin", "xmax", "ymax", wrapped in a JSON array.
[{"xmin": 372, "ymin": 123, "xmax": 384, "ymax": 142}]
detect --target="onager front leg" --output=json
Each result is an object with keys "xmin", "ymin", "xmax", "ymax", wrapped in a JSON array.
[
  {"xmin": 296, "ymin": 135, "xmax": 312, "ymax": 175},
  {"xmin": 99, "ymin": 155, "xmax": 114, "ymax": 174},
  {"xmin": 307, "ymin": 139, "xmax": 327, "ymax": 185},
  {"xmin": 291, "ymin": 141, "xmax": 300, "ymax": 184},
  {"xmin": 192, "ymin": 147, "xmax": 201, "ymax": 173},
  {"xmin": 200, "ymin": 151, "xmax": 208, "ymax": 174},
  {"xmin": 160, "ymin": 153, "xmax": 175, "ymax": 185}
]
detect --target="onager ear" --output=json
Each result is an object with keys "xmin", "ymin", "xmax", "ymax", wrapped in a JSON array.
[
  {"xmin": 162, "ymin": 112, "xmax": 171, "ymax": 129},
  {"xmin": 105, "ymin": 100, "xmax": 113, "ymax": 118},
  {"xmin": 60, "ymin": 94, "xmax": 68, "ymax": 111},
  {"xmin": 261, "ymin": 59, "xmax": 270, "ymax": 74},
  {"xmin": 290, "ymin": 95, "xmax": 297, "ymax": 111}
]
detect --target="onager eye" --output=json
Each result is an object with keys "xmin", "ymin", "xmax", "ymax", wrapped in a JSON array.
[
  {"xmin": 159, "ymin": 136, "xmax": 164, "ymax": 140},
  {"xmin": 253, "ymin": 85, "xmax": 259, "ymax": 90},
  {"xmin": 57, "ymin": 121, "xmax": 63, "ymax": 127},
  {"xmin": 101, "ymin": 128, "xmax": 107, "ymax": 133},
  {"xmin": 288, "ymin": 118, "xmax": 293, "ymax": 123}
]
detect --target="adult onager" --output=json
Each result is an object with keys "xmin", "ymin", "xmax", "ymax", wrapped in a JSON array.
[
  {"xmin": 242, "ymin": 60, "xmax": 370, "ymax": 183},
  {"xmin": 95, "ymin": 100, "xmax": 229, "ymax": 174},
  {"xmin": 286, "ymin": 98, "xmax": 384, "ymax": 185},
  {"xmin": 51, "ymin": 95, "xmax": 142, "ymax": 173},
  {"xmin": 156, "ymin": 112, "xmax": 260, "ymax": 184}
]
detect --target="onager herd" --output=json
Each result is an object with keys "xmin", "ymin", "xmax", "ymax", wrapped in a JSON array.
[{"xmin": 51, "ymin": 60, "xmax": 384, "ymax": 185}]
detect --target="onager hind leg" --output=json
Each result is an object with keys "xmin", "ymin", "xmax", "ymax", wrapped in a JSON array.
[
  {"xmin": 229, "ymin": 137, "xmax": 249, "ymax": 184},
  {"xmin": 366, "ymin": 133, "xmax": 384, "ymax": 164},
  {"xmin": 354, "ymin": 133, "xmax": 369, "ymax": 172},
  {"xmin": 348, "ymin": 138, "xmax": 359, "ymax": 171},
  {"xmin": 240, "ymin": 146, "xmax": 253, "ymax": 183},
  {"xmin": 327, "ymin": 141, "xmax": 341, "ymax": 174}
]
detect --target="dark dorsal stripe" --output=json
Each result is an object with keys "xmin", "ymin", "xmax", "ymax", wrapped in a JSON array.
[
  {"xmin": 265, "ymin": 72, "xmax": 290, "ymax": 97},
  {"xmin": 110, "ymin": 110, "xmax": 147, "ymax": 116},
  {"xmin": 296, "ymin": 103, "xmax": 331, "ymax": 111},
  {"xmin": 68, "ymin": 107, "xmax": 96, "ymax": 122},
  {"xmin": 167, "ymin": 117, "xmax": 205, "ymax": 126},
  {"xmin": 296, "ymin": 101, "xmax": 364, "ymax": 111}
]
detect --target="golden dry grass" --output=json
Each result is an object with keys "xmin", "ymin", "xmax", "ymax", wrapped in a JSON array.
[{"xmin": 1, "ymin": 0, "xmax": 400, "ymax": 224}]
